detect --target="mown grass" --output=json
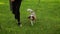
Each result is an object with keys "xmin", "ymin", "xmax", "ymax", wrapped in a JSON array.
[{"xmin": 0, "ymin": 0, "xmax": 60, "ymax": 34}]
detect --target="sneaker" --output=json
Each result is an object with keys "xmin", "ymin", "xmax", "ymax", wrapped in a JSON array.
[{"xmin": 18, "ymin": 22, "xmax": 22, "ymax": 27}]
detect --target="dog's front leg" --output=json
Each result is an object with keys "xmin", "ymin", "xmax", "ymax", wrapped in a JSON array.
[{"xmin": 30, "ymin": 20, "xmax": 33, "ymax": 26}]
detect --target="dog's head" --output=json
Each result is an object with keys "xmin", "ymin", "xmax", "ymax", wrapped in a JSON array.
[{"xmin": 28, "ymin": 15, "xmax": 35, "ymax": 21}]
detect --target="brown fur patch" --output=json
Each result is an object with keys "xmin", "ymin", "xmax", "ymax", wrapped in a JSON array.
[{"xmin": 28, "ymin": 16, "xmax": 35, "ymax": 21}]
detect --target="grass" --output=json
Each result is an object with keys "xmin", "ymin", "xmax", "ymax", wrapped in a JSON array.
[{"xmin": 0, "ymin": 0, "xmax": 60, "ymax": 34}]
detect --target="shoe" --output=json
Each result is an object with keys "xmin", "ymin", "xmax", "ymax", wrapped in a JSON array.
[
  {"xmin": 18, "ymin": 22, "xmax": 20, "ymax": 26},
  {"xmin": 18, "ymin": 22, "xmax": 22, "ymax": 27}
]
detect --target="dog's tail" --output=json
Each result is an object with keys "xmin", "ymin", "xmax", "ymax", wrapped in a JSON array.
[{"xmin": 27, "ymin": 9, "xmax": 33, "ymax": 12}]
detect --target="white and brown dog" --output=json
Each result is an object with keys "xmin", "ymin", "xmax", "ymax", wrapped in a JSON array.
[{"xmin": 27, "ymin": 9, "xmax": 36, "ymax": 26}]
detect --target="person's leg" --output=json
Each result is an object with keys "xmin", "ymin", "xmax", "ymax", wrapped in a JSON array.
[
  {"xmin": 15, "ymin": 9, "xmax": 20, "ymax": 25},
  {"xmin": 14, "ymin": 0, "xmax": 22, "ymax": 26},
  {"xmin": 11, "ymin": 1, "xmax": 20, "ymax": 25},
  {"xmin": 11, "ymin": 0, "xmax": 22, "ymax": 26},
  {"xmin": 11, "ymin": 1, "xmax": 16, "ymax": 14}
]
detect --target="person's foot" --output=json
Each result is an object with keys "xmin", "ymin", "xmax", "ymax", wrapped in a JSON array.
[{"xmin": 18, "ymin": 22, "xmax": 22, "ymax": 27}]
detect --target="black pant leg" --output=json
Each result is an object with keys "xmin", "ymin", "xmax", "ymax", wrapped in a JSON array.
[
  {"xmin": 10, "ymin": 0, "xmax": 22, "ymax": 25},
  {"xmin": 15, "ymin": 1, "xmax": 22, "ymax": 21}
]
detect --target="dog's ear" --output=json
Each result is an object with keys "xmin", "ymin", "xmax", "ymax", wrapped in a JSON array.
[
  {"xmin": 32, "ymin": 16, "xmax": 35, "ymax": 21},
  {"xmin": 28, "ymin": 16, "xmax": 30, "ymax": 19}
]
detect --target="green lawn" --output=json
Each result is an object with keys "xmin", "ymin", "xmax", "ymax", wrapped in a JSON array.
[{"xmin": 0, "ymin": 0, "xmax": 60, "ymax": 34}]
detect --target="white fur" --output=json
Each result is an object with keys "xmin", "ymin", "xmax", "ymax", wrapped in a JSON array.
[{"xmin": 27, "ymin": 9, "xmax": 33, "ymax": 12}]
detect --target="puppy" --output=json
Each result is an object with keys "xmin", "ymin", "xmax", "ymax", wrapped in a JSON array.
[{"xmin": 27, "ymin": 9, "xmax": 36, "ymax": 26}]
